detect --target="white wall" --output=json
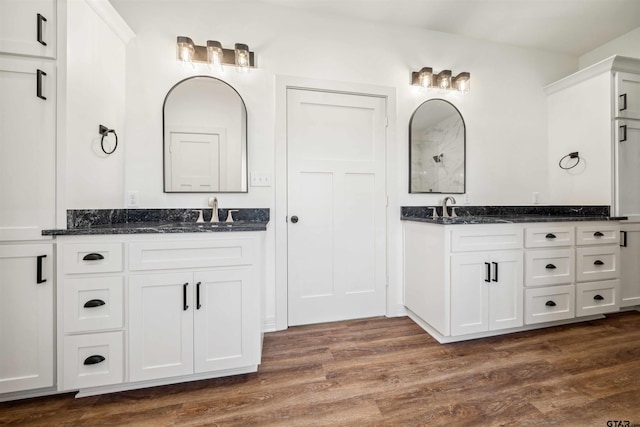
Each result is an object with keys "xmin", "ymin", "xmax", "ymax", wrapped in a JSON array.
[
  {"xmin": 64, "ymin": 0, "xmax": 130, "ymax": 209},
  {"xmin": 105, "ymin": 0, "xmax": 577, "ymax": 328},
  {"xmin": 580, "ymin": 26, "xmax": 640, "ymax": 69}
]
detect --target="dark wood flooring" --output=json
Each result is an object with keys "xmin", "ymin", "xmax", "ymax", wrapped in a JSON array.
[{"xmin": 1, "ymin": 311, "xmax": 640, "ymax": 426}]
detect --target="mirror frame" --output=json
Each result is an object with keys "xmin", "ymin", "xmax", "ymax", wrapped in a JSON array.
[
  {"xmin": 162, "ymin": 75, "xmax": 248, "ymax": 193},
  {"xmin": 408, "ymin": 98, "xmax": 466, "ymax": 194}
]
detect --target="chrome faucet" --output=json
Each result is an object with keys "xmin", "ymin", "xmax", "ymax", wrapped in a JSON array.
[
  {"xmin": 208, "ymin": 197, "xmax": 219, "ymax": 222},
  {"xmin": 441, "ymin": 196, "xmax": 457, "ymax": 218}
]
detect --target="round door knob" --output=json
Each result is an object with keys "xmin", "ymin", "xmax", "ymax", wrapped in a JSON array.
[{"xmin": 290, "ymin": 216, "xmax": 299, "ymax": 223}]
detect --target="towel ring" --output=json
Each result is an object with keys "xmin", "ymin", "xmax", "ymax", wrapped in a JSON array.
[
  {"xmin": 99, "ymin": 124, "xmax": 118, "ymax": 155},
  {"xmin": 559, "ymin": 151, "xmax": 580, "ymax": 170}
]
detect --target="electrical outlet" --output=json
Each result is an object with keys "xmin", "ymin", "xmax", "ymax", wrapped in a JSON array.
[
  {"xmin": 250, "ymin": 173, "xmax": 272, "ymax": 187},
  {"xmin": 127, "ymin": 190, "xmax": 139, "ymax": 207},
  {"xmin": 463, "ymin": 194, "xmax": 470, "ymax": 205},
  {"xmin": 532, "ymin": 192, "xmax": 539, "ymax": 204}
]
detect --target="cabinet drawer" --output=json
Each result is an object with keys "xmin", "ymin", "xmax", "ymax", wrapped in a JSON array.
[
  {"xmin": 576, "ymin": 245, "xmax": 619, "ymax": 282},
  {"xmin": 524, "ymin": 226, "xmax": 574, "ymax": 248},
  {"xmin": 62, "ymin": 243, "xmax": 123, "ymax": 274},
  {"xmin": 524, "ymin": 248, "xmax": 574, "ymax": 286},
  {"xmin": 450, "ymin": 227, "xmax": 522, "ymax": 252},
  {"xmin": 576, "ymin": 280, "xmax": 620, "ymax": 317},
  {"xmin": 62, "ymin": 331, "xmax": 123, "ymax": 390},
  {"xmin": 129, "ymin": 238, "xmax": 253, "ymax": 271},
  {"xmin": 524, "ymin": 285, "xmax": 575, "ymax": 324},
  {"xmin": 576, "ymin": 225, "xmax": 620, "ymax": 246},
  {"xmin": 63, "ymin": 277, "xmax": 124, "ymax": 333}
]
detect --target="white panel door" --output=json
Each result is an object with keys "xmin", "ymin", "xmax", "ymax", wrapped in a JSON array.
[
  {"xmin": 287, "ymin": 89, "xmax": 387, "ymax": 326},
  {"xmin": 129, "ymin": 273, "xmax": 194, "ymax": 382},
  {"xmin": 166, "ymin": 131, "xmax": 224, "ymax": 192},
  {"xmin": 0, "ymin": 244, "xmax": 53, "ymax": 393},
  {"xmin": 194, "ymin": 269, "xmax": 258, "ymax": 373},
  {"xmin": 615, "ymin": 120, "xmax": 640, "ymax": 218},
  {"xmin": 0, "ymin": 57, "xmax": 55, "ymax": 241},
  {"xmin": 0, "ymin": 0, "xmax": 56, "ymax": 58}
]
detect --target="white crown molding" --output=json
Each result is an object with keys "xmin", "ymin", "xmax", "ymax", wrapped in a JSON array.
[
  {"xmin": 85, "ymin": 0, "xmax": 135, "ymax": 44},
  {"xmin": 545, "ymin": 55, "xmax": 640, "ymax": 94}
]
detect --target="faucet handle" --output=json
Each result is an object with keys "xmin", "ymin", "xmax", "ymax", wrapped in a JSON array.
[
  {"xmin": 193, "ymin": 210, "xmax": 205, "ymax": 223},
  {"xmin": 226, "ymin": 210, "xmax": 239, "ymax": 223},
  {"xmin": 430, "ymin": 207, "xmax": 439, "ymax": 219},
  {"xmin": 451, "ymin": 207, "xmax": 458, "ymax": 218}
]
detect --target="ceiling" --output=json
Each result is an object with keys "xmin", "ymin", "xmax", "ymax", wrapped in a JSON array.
[{"xmin": 258, "ymin": 0, "xmax": 640, "ymax": 56}]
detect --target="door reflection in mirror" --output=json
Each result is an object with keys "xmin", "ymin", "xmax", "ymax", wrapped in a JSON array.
[
  {"xmin": 163, "ymin": 76, "xmax": 247, "ymax": 193},
  {"xmin": 409, "ymin": 99, "xmax": 465, "ymax": 193}
]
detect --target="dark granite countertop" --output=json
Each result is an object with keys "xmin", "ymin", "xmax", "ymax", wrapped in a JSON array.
[
  {"xmin": 401, "ymin": 205, "xmax": 625, "ymax": 225},
  {"xmin": 42, "ymin": 208, "xmax": 269, "ymax": 236}
]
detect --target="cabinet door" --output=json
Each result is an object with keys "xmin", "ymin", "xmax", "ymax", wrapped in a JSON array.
[
  {"xmin": 451, "ymin": 253, "xmax": 490, "ymax": 336},
  {"xmin": 194, "ymin": 268, "xmax": 259, "ymax": 373},
  {"xmin": 0, "ymin": 0, "xmax": 56, "ymax": 58},
  {"xmin": 487, "ymin": 251, "xmax": 523, "ymax": 331},
  {"xmin": 620, "ymin": 229, "xmax": 640, "ymax": 307},
  {"xmin": 0, "ymin": 57, "xmax": 55, "ymax": 241},
  {"xmin": 615, "ymin": 72, "xmax": 640, "ymax": 120},
  {"xmin": 129, "ymin": 273, "xmax": 194, "ymax": 382},
  {"xmin": 451, "ymin": 251, "xmax": 523, "ymax": 336},
  {"xmin": 0, "ymin": 244, "xmax": 53, "ymax": 393},
  {"xmin": 615, "ymin": 120, "xmax": 640, "ymax": 217}
]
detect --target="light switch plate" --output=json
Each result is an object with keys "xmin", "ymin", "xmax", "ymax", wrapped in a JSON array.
[
  {"xmin": 126, "ymin": 191, "xmax": 139, "ymax": 207},
  {"xmin": 250, "ymin": 173, "xmax": 272, "ymax": 187}
]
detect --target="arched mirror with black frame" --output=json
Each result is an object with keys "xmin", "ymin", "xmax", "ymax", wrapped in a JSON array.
[
  {"xmin": 409, "ymin": 98, "xmax": 465, "ymax": 194},
  {"xmin": 163, "ymin": 75, "xmax": 248, "ymax": 193}
]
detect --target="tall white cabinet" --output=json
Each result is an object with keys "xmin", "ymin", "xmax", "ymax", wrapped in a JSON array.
[
  {"xmin": 546, "ymin": 55, "xmax": 640, "ymax": 216},
  {"xmin": 0, "ymin": 0, "xmax": 57, "ymax": 397},
  {"xmin": 546, "ymin": 56, "xmax": 640, "ymax": 313}
]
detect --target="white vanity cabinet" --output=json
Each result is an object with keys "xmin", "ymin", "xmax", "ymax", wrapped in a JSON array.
[
  {"xmin": 404, "ymin": 220, "xmax": 622, "ymax": 343},
  {"xmin": 57, "ymin": 239, "xmax": 125, "ymax": 390},
  {"xmin": 450, "ymin": 229, "xmax": 523, "ymax": 336},
  {"xmin": 403, "ymin": 221, "xmax": 523, "ymax": 340},
  {"xmin": 56, "ymin": 232, "xmax": 263, "ymax": 397},
  {"xmin": 0, "ymin": 245, "xmax": 54, "ymax": 394}
]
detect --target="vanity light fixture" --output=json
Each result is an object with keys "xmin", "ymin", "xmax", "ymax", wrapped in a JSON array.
[
  {"xmin": 175, "ymin": 37, "xmax": 256, "ymax": 70},
  {"xmin": 411, "ymin": 67, "xmax": 471, "ymax": 93}
]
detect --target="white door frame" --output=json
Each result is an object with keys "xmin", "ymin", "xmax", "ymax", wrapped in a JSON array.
[{"xmin": 274, "ymin": 75, "xmax": 399, "ymax": 330}]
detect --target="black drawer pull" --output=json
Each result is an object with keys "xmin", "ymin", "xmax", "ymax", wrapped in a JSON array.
[
  {"xmin": 593, "ymin": 294, "xmax": 604, "ymax": 301},
  {"xmin": 545, "ymin": 233, "xmax": 556, "ymax": 239},
  {"xmin": 183, "ymin": 282, "xmax": 189, "ymax": 311},
  {"xmin": 545, "ymin": 264, "xmax": 557, "ymax": 270},
  {"xmin": 36, "ymin": 254, "xmax": 47, "ymax": 284},
  {"xmin": 545, "ymin": 301, "xmax": 557, "ymax": 307},
  {"xmin": 619, "ymin": 93, "xmax": 627, "ymax": 111},
  {"xmin": 196, "ymin": 281, "xmax": 202, "ymax": 310},
  {"xmin": 83, "ymin": 355, "xmax": 105, "ymax": 365},
  {"xmin": 594, "ymin": 231, "xmax": 604, "ymax": 237},
  {"xmin": 621, "ymin": 231, "xmax": 628, "ymax": 248},
  {"xmin": 492, "ymin": 262, "xmax": 498, "ymax": 282},
  {"xmin": 484, "ymin": 262, "xmax": 491, "ymax": 283},
  {"xmin": 37, "ymin": 13, "xmax": 47, "ymax": 46},
  {"xmin": 620, "ymin": 124, "xmax": 628, "ymax": 142},
  {"xmin": 594, "ymin": 260, "xmax": 604, "ymax": 266},
  {"xmin": 36, "ymin": 69, "xmax": 46, "ymax": 100},
  {"xmin": 82, "ymin": 253, "xmax": 104, "ymax": 261},
  {"xmin": 83, "ymin": 299, "xmax": 106, "ymax": 308}
]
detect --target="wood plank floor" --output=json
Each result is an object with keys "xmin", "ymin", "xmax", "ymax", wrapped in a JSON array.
[{"xmin": 2, "ymin": 311, "xmax": 640, "ymax": 426}]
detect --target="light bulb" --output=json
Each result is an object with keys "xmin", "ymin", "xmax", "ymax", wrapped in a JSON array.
[
  {"xmin": 207, "ymin": 40, "xmax": 224, "ymax": 72},
  {"xmin": 235, "ymin": 43, "xmax": 250, "ymax": 72},
  {"xmin": 176, "ymin": 36, "xmax": 195, "ymax": 65}
]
